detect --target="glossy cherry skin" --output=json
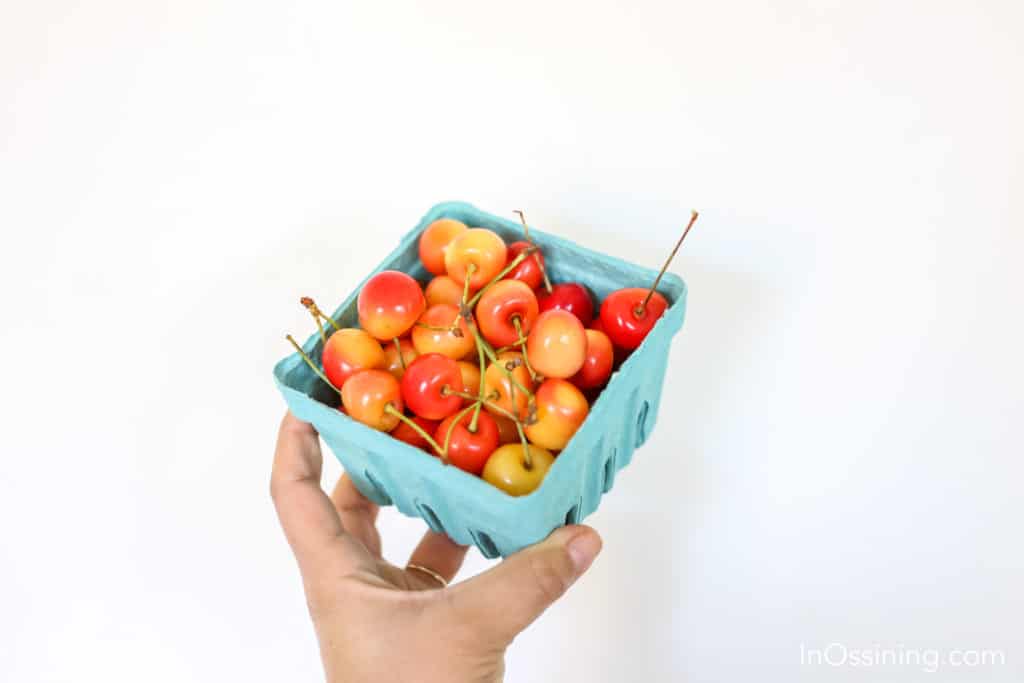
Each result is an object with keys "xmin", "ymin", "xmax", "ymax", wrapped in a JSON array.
[
  {"xmin": 400, "ymin": 353, "xmax": 464, "ymax": 420},
  {"xmin": 524, "ymin": 378, "xmax": 589, "ymax": 451},
  {"xmin": 444, "ymin": 228, "xmax": 508, "ymax": 290},
  {"xmin": 503, "ymin": 241, "xmax": 545, "ymax": 290},
  {"xmin": 569, "ymin": 329, "xmax": 614, "ymax": 390},
  {"xmin": 341, "ymin": 369, "xmax": 403, "ymax": 431},
  {"xmin": 526, "ymin": 309, "xmax": 587, "ymax": 379},
  {"xmin": 599, "ymin": 288, "xmax": 669, "ymax": 350},
  {"xmin": 321, "ymin": 328, "xmax": 385, "ymax": 390},
  {"xmin": 391, "ymin": 415, "xmax": 439, "ymax": 452},
  {"xmin": 481, "ymin": 444, "xmax": 554, "ymax": 496},
  {"xmin": 358, "ymin": 270, "xmax": 426, "ymax": 341},
  {"xmin": 537, "ymin": 282, "xmax": 594, "ymax": 327},
  {"xmin": 490, "ymin": 413, "xmax": 520, "ymax": 444},
  {"xmin": 475, "ymin": 279, "xmax": 539, "ymax": 348},
  {"xmin": 382, "ymin": 337, "xmax": 418, "ymax": 380},
  {"xmin": 410, "ymin": 303, "xmax": 476, "ymax": 360},
  {"xmin": 483, "ymin": 351, "xmax": 535, "ymax": 421},
  {"xmin": 435, "ymin": 410, "xmax": 499, "ymax": 475},
  {"xmin": 456, "ymin": 360, "xmax": 482, "ymax": 404},
  {"xmin": 424, "ymin": 275, "xmax": 466, "ymax": 308},
  {"xmin": 419, "ymin": 218, "xmax": 468, "ymax": 276}
]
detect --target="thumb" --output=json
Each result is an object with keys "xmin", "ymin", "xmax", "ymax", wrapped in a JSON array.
[{"xmin": 446, "ymin": 525, "xmax": 602, "ymax": 645}]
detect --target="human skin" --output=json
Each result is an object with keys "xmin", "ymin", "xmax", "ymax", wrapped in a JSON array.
[{"xmin": 270, "ymin": 413, "xmax": 603, "ymax": 683}]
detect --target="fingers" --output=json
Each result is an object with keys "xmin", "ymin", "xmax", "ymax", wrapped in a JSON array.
[
  {"xmin": 408, "ymin": 531, "xmax": 469, "ymax": 584},
  {"xmin": 330, "ymin": 475, "xmax": 382, "ymax": 557},
  {"xmin": 270, "ymin": 413, "xmax": 373, "ymax": 577},
  {"xmin": 444, "ymin": 525, "xmax": 602, "ymax": 645}
]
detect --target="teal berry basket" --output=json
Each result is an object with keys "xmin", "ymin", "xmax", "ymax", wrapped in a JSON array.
[{"xmin": 273, "ymin": 201, "xmax": 687, "ymax": 558}]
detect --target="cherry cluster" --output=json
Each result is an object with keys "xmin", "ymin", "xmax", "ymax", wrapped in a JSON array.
[{"xmin": 287, "ymin": 211, "xmax": 697, "ymax": 496}]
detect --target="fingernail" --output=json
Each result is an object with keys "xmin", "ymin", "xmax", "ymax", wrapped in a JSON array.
[{"xmin": 566, "ymin": 530, "xmax": 602, "ymax": 573}]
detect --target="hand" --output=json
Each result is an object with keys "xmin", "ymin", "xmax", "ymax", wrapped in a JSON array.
[{"xmin": 271, "ymin": 413, "xmax": 603, "ymax": 683}]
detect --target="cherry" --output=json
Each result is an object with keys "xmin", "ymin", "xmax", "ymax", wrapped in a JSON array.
[
  {"xmin": 569, "ymin": 328, "xmax": 614, "ymax": 390},
  {"xmin": 411, "ymin": 303, "xmax": 475, "ymax": 359},
  {"xmin": 524, "ymin": 378, "xmax": 589, "ymax": 451},
  {"xmin": 537, "ymin": 283, "xmax": 594, "ymax": 327},
  {"xmin": 490, "ymin": 413, "xmax": 521, "ymax": 444},
  {"xmin": 456, "ymin": 360, "xmax": 482, "ymax": 405},
  {"xmin": 481, "ymin": 443, "xmax": 554, "ymax": 496},
  {"xmin": 424, "ymin": 275, "xmax": 466, "ymax": 308},
  {"xmin": 526, "ymin": 309, "xmax": 587, "ymax": 379},
  {"xmin": 475, "ymin": 279, "xmax": 539, "ymax": 348},
  {"xmin": 382, "ymin": 337, "xmax": 418, "ymax": 380},
  {"xmin": 483, "ymin": 350, "xmax": 535, "ymax": 421},
  {"xmin": 503, "ymin": 241, "xmax": 546, "ymax": 290},
  {"xmin": 358, "ymin": 270, "xmax": 426, "ymax": 341},
  {"xmin": 435, "ymin": 410, "xmax": 499, "ymax": 475},
  {"xmin": 444, "ymin": 228, "xmax": 508, "ymax": 290},
  {"xmin": 400, "ymin": 353, "xmax": 464, "ymax": 420},
  {"xmin": 318, "ymin": 328, "xmax": 385, "ymax": 390},
  {"xmin": 391, "ymin": 414, "xmax": 440, "ymax": 452},
  {"xmin": 341, "ymin": 369, "xmax": 403, "ymax": 431},
  {"xmin": 419, "ymin": 218, "xmax": 468, "ymax": 276},
  {"xmin": 598, "ymin": 288, "xmax": 669, "ymax": 351}
]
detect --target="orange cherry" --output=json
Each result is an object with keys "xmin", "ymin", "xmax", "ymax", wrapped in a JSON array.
[
  {"xmin": 569, "ymin": 328, "xmax": 614, "ymax": 390},
  {"xmin": 382, "ymin": 337, "xmax": 419, "ymax": 380},
  {"xmin": 476, "ymin": 279, "xmax": 539, "ymax": 348},
  {"xmin": 321, "ymin": 328, "xmax": 385, "ymax": 390},
  {"xmin": 524, "ymin": 378, "xmax": 589, "ymax": 451},
  {"xmin": 526, "ymin": 309, "xmax": 586, "ymax": 379},
  {"xmin": 341, "ymin": 369, "xmax": 403, "ymax": 431},
  {"xmin": 411, "ymin": 303, "xmax": 475, "ymax": 360},
  {"xmin": 481, "ymin": 443, "xmax": 554, "ymax": 496},
  {"xmin": 456, "ymin": 360, "xmax": 482, "ymax": 404},
  {"xmin": 444, "ymin": 228, "xmax": 508, "ymax": 290},
  {"xmin": 419, "ymin": 218, "xmax": 468, "ymax": 276},
  {"xmin": 357, "ymin": 270, "xmax": 426, "ymax": 341},
  {"xmin": 424, "ymin": 275, "xmax": 467, "ymax": 308},
  {"xmin": 483, "ymin": 351, "xmax": 535, "ymax": 421}
]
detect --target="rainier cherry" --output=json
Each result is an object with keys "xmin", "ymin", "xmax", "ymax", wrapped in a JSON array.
[
  {"xmin": 483, "ymin": 350, "xmax": 535, "ymax": 421},
  {"xmin": 341, "ymin": 369, "xmax": 403, "ymax": 431},
  {"xmin": 419, "ymin": 218, "xmax": 468, "ymax": 276},
  {"xmin": 476, "ymin": 279, "xmax": 539, "ymax": 348},
  {"xmin": 424, "ymin": 275, "xmax": 466, "ymax": 308},
  {"xmin": 444, "ymin": 228, "xmax": 507, "ymax": 289},
  {"xmin": 570, "ymin": 328, "xmax": 614, "ymax": 390},
  {"xmin": 435, "ymin": 410, "xmax": 499, "ymax": 475},
  {"xmin": 526, "ymin": 309, "xmax": 587, "ymax": 379},
  {"xmin": 382, "ymin": 337, "xmax": 418, "ymax": 380},
  {"xmin": 358, "ymin": 270, "xmax": 426, "ymax": 341},
  {"xmin": 503, "ymin": 241, "xmax": 546, "ymax": 290},
  {"xmin": 482, "ymin": 443, "xmax": 554, "ymax": 496},
  {"xmin": 411, "ymin": 303, "xmax": 475, "ymax": 359},
  {"xmin": 456, "ymin": 361, "xmax": 482, "ymax": 404},
  {"xmin": 524, "ymin": 378, "xmax": 589, "ymax": 451},
  {"xmin": 321, "ymin": 328, "xmax": 385, "ymax": 390},
  {"xmin": 537, "ymin": 282, "xmax": 594, "ymax": 327},
  {"xmin": 400, "ymin": 353, "xmax": 464, "ymax": 420}
]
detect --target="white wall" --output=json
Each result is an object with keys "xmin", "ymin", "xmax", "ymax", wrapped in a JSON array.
[{"xmin": 2, "ymin": 1, "xmax": 1021, "ymax": 680}]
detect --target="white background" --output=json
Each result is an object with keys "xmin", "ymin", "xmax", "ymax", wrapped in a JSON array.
[{"xmin": 2, "ymin": 1, "xmax": 1021, "ymax": 681}]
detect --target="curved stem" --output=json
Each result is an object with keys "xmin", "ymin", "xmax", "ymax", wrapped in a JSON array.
[
  {"xmin": 286, "ymin": 334, "xmax": 341, "ymax": 396},
  {"xmin": 442, "ymin": 403, "xmax": 478, "ymax": 458},
  {"xmin": 384, "ymin": 404, "xmax": 444, "ymax": 457}
]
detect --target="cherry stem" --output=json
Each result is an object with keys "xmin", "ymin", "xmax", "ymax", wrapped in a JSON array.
[
  {"xmin": 442, "ymin": 403, "xmax": 478, "ymax": 458},
  {"xmin": 446, "ymin": 388, "xmax": 527, "ymax": 425},
  {"xmin": 478, "ymin": 333, "xmax": 535, "ymax": 403},
  {"xmin": 514, "ymin": 209, "xmax": 552, "ymax": 294},
  {"xmin": 468, "ymin": 340, "xmax": 487, "ymax": 432},
  {"xmin": 466, "ymin": 247, "xmax": 537, "ymax": 308},
  {"xmin": 515, "ymin": 420, "xmax": 534, "ymax": 470},
  {"xmin": 392, "ymin": 338, "xmax": 406, "ymax": 370},
  {"xmin": 301, "ymin": 297, "xmax": 341, "ymax": 332},
  {"xmin": 384, "ymin": 404, "xmax": 445, "ymax": 458},
  {"xmin": 286, "ymin": 334, "xmax": 341, "ymax": 396},
  {"xmin": 635, "ymin": 210, "xmax": 699, "ymax": 318},
  {"xmin": 461, "ymin": 263, "xmax": 476, "ymax": 305},
  {"xmin": 511, "ymin": 317, "xmax": 539, "ymax": 382}
]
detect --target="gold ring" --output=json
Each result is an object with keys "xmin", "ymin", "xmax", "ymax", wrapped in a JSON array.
[{"xmin": 406, "ymin": 563, "xmax": 448, "ymax": 588}]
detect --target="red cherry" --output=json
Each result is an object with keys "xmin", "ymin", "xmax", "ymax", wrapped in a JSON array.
[
  {"xmin": 400, "ymin": 353, "xmax": 464, "ymax": 420},
  {"xmin": 503, "ymin": 241, "xmax": 546, "ymax": 290},
  {"xmin": 357, "ymin": 270, "xmax": 426, "ymax": 341},
  {"xmin": 391, "ymin": 414, "xmax": 440, "ymax": 452},
  {"xmin": 475, "ymin": 279, "xmax": 539, "ymax": 348},
  {"xmin": 599, "ymin": 288, "xmax": 669, "ymax": 350},
  {"xmin": 435, "ymin": 410, "xmax": 499, "ymax": 475},
  {"xmin": 537, "ymin": 282, "xmax": 594, "ymax": 327},
  {"xmin": 570, "ymin": 328, "xmax": 614, "ymax": 390}
]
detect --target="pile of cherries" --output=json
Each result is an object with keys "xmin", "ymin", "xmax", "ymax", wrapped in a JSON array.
[{"xmin": 287, "ymin": 211, "xmax": 697, "ymax": 496}]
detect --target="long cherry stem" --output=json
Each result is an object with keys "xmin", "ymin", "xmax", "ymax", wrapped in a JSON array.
[
  {"xmin": 442, "ymin": 403, "xmax": 478, "ymax": 458},
  {"xmin": 392, "ymin": 338, "xmax": 406, "ymax": 370},
  {"xmin": 511, "ymin": 316, "xmax": 539, "ymax": 382},
  {"xmin": 515, "ymin": 421, "xmax": 534, "ymax": 470},
  {"xmin": 513, "ymin": 209, "xmax": 552, "ymax": 294},
  {"xmin": 636, "ymin": 210, "xmax": 699, "ymax": 317},
  {"xmin": 384, "ymin": 404, "xmax": 445, "ymax": 457},
  {"xmin": 301, "ymin": 297, "xmax": 341, "ymax": 331},
  {"xmin": 286, "ymin": 334, "xmax": 341, "ymax": 395}
]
